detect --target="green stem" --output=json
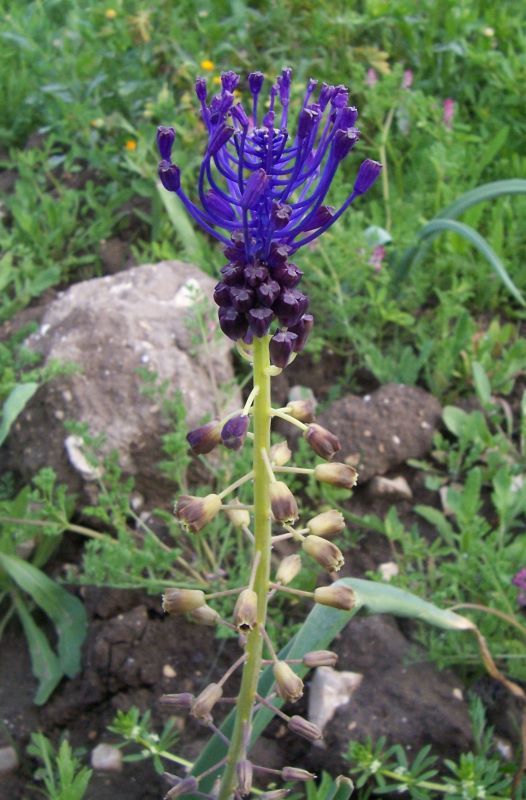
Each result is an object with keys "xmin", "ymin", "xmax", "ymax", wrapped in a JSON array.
[{"xmin": 218, "ymin": 336, "xmax": 272, "ymax": 800}]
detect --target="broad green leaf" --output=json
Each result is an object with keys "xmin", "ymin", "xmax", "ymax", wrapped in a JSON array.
[
  {"xmin": 0, "ymin": 382, "xmax": 39, "ymax": 447},
  {"xmin": 12, "ymin": 593, "xmax": 63, "ymax": 705},
  {"xmin": 190, "ymin": 580, "xmax": 472, "ymax": 794},
  {"xmin": 443, "ymin": 405, "xmax": 468, "ymax": 437},
  {"xmin": 0, "ymin": 553, "xmax": 87, "ymax": 678}
]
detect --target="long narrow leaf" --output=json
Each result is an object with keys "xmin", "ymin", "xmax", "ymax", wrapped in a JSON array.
[
  {"xmin": 156, "ymin": 182, "xmax": 203, "ymax": 263},
  {"xmin": 415, "ymin": 219, "xmax": 525, "ymax": 305},
  {"xmin": 12, "ymin": 593, "xmax": 63, "ymax": 705},
  {"xmin": 0, "ymin": 382, "xmax": 38, "ymax": 446},
  {"xmin": 190, "ymin": 580, "xmax": 472, "ymax": 794},
  {"xmin": 0, "ymin": 553, "xmax": 87, "ymax": 677},
  {"xmin": 437, "ymin": 179, "xmax": 526, "ymax": 221}
]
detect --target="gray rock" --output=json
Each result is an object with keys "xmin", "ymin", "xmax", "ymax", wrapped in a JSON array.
[
  {"xmin": 368, "ymin": 475, "xmax": 413, "ymax": 501},
  {"xmin": 307, "ymin": 615, "xmax": 473, "ymax": 776},
  {"xmin": 4, "ymin": 262, "xmax": 240, "ymax": 505},
  {"xmin": 91, "ymin": 743, "xmax": 123, "ymax": 772},
  {"xmin": 318, "ymin": 384, "xmax": 442, "ymax": 483},
  {"xmin": 0, "ymin": 746, "xmax": 19, "ymax": 775}
]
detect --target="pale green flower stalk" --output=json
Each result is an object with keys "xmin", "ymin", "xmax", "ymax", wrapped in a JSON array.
[{"xmin": 158, "ymin": 67, "xmax": 380, "ymax": 799}]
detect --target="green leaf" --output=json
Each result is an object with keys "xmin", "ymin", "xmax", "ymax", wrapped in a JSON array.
[
  {"xmin": 0, "ymin": 553, "xmax": 87, "ymax": 678},
  {"xmin": 0, "ymin": 382, "xmax": 39, "ymax": 447},
  {"xmin": 11, "ymin": 593, "xmax": 63, "ymax": 705},
  {"xmin": 472, "ymin": 362, "xmax": 491, "ymax": 406},
  {"xmin": 331, "ymin": 776, "xmax": 355, "ymax": 800},
  {"xmin": 437, "ymin": 179, "xmax": 526, "ymax": 221},
  {"xmin": 190, "ymin": 580, "xmax": 472, "ymax": 794},
  {"xmin": 443, "ymin": 405, "xmax": 468, "ymax": 437},
  {"xmin": 157, "ymin": 183, "xmax": 204, "ymax": 263}
]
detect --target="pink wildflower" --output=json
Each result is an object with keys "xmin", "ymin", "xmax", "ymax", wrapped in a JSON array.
[
  {"xmin": 369, "ymin": 245, "xmax": 385, "ymax": 273},
  {"xmin": 443, "ymin": 98, "xmax": 455, "ymax": 129},
  {"xmin": 366, "ymin": 68, "xmax": 378, "ymax": 88},
  {"xmin": 402, "ymin": 69, "xmax": 413, "ymax": 89}
]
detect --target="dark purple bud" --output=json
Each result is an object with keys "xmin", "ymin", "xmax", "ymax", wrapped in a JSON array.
[
  {"xmin": 333, "ymin": 127, "xmax": 360, "ymax": 161},
  {"xmin": 267, "ymin": 243, "xmax": 291, "ymax": 266},
  {"xmin": 289, "ymin": 313, "xmax": 314, "ymax": 351},
  {"xmin": 270, "ymin": 331, "xmax": 298, "ymax": 368},
  {"xmin": 156, "ymin": 126, "xmax": 175, "ymax": 160},
  {"xmin": 248, "ymin": 71, "xmax": 264, "ymax": 95},
  {"xmin": 263, "ymin": 110, "xmax": 275, "ymax": 129},
  {"xmin": 220, "ymin": 263, "xmax": 244, "ymax": 285},
  {"xmin": 307, "ymin": 77, "xmax": 318, "ymax": 93},
  {"xmin": 213, "ymin": 282, "xmax": 231, "ymax": 307},
  {"xmin": 223, "ymin": 241, "xmax": 247, "ymax": 264},
  {"xmin": 186, "ymin": 421, "xmax": 221, "ymax": 454},
  {"xmin": 257, "ymin": 280, "xmax": 281, "ymax": 307},
  {"xmin": 274, "ymin": 290, "xmax": 299, "ymax": 326},
  {"xmin": 244, "ymin": 263, "xmax": 268, "ymax": 286},
  {"xmin": 318, "ymin": 83, "xmax": 335, "ymax": 110},
  {"xmin": 271, "ymin": 201, "xmax": 292, "ymax": 229},
  {"xmin": 219, "ymin": 90, "xmax": 235, "ymax": 115},
  {"xmin": 231, "ymin": 102, "xmax": 249, "ymax": 129},
  {"xmin": 230, "ymin": 286, "xmax": 255, "ymax": 312},
  {"xmin": 205, "ymin": 189, "xmax": 236, "ymax": 221},
  {"xmin": 354, "ymin": 159, "xmax": 383, "ymax": 195},
  {"xmin": 331, "ymin": 84, "xmax": 349, "ymax": 108},
  {"xmin": 221, "ymin": 414, "xmax": 249, "ymax": 450},
  {"xmin": 221, "ymin": 70, "xmax": 240, "ymax": 92},
  {"xmin": 300, "ymin": 205, "xmax": 334, "ymax": 232},
  {"xmin": 207, "ymin": 125, "xmax": 235, "ymax": 156},
  {"xmin": 158, "ymin": 160, "xmax": 180, "ymax": 192},
  {"xmin": 273, "ymin": 262, "xmax": 303, "ymax": 288},
  {"xmin": 339, "ymin": 105, "xmax": 358, "ymax": 128},
  {"xmin": 218, "ymin": 307, "xmax": 247, "ymax": 340},
  {"xmin": 278, "ymin": 67, "xmax": 293, "ymax": 104},
  {"xmin": 298, "ymin": 107, "xmax": 319, "ymax": 140},
  {"xmin": 241, "ymin": 168, "xmax": 268, "ymax": 210},
  {"xmin": 248, "ymin": 307, "xmax": 274, "ymax": 337},
  {"xmin": 195, "ymin": 77, "xmax": 207, "ymax": 103}
]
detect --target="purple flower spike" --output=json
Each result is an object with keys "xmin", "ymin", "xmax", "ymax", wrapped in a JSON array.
[
  {"xmin": 354, "ymin": 159, "xmax": 383, "ymax": 195},
  {"xmin": 221, "ymin": 414, "xmax": 250, "ymax": 450},
  {"xmin": 158, "ymin": 160, "xmax": 180, "ymax": 192},
  {"xmin": 270, "ymin": 331, "xmax": 298, "ymax": 368},
  {"xmin": 157, "ymin": 126, "xmax": 175, "ymax": 160},
  {"xmin": 157, "ymin": 68, "xmax": 380, "ymax": 343}
]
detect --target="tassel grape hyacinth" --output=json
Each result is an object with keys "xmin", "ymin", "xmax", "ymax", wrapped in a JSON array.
[{"xmin": 157, "ymin": 68, "xmax": 380, "ymax": 800}]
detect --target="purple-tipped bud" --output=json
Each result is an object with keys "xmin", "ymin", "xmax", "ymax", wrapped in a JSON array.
[
  {"xmin": 303, "ymin": 535, "xmax": 344, "ymax": 572},
  {"xmin": 158, "ymin": 160, "xmax": 181, "ymax": 192},
  {"xmin": 289, "ymin": 313, "xmax": 313, "ymax": 352},
  {"xmin": 268, "ymin": 243, "xmax": 291, "ymax": 266},
  {"xmin": 353, "ymin": 159, "xmax": 383, "ymax": 195},
  {"xmin": 218, "ymin": 90, "xmax": 235, "ymax": 115},
  {"xmin": 230, "ymin": 286, "xmax": 255, "ymax": 312},
  {"xmin": 257, "ymin": 280, "xmax": 281, "ymax": 307},
  {"xmin": 307, "ymin": 509, "xmax": 345, "ymax": 538},
  {"xmin": 339, "ymin": 105, "xmax": 358, "ymax": 128},
  {"xmin": 285, "ymin": 398, "xmax": 316, "ymax": 423},
  {"xmin": 220, "ymin": 263, "xmax": 244, "ymax": 285},
  {"xmin": 271, "ymin": 201, "xmax": 292, "ymax": 229},
  {"xmin": 298, "ymin": 106, "xmax": 319, "ymax": 140},
  {"xmin": 195, "ymin": 76, "xmax": 207, "ymax": 103},
  {"xmin": 221, "ymin": 414, "xmax": 249, "ymax": 450},
  {"xmin": 270, "ymin": 481, "xmax": 298, "ymax": 523},
  {"xmin": 287, "ymin": 715, "xmax": 323, "ymax": 742},
  {"xmin": 314, "ymin": 584, "xmax": 356, "ymax": 610},
  {"xmin": 156, "ymin": 126, "xmax": 176, "ymax": 160},
  {"xmin": 331, "ymin": 84, "xmax": 349, "ymax": 108},
  {"xmin": 205, "ymin": 189, "xmax": 236, "ymax": 221},
  {"xmin": 263, "ymin": 110, "xmax": 275, "ymax": 129},
  {"xmin": 186, "ymin": 420, "xmax": 222, "ymax": 454},
  {"xmin": 162, "ymin": 588, "xmax": 206, "ymax": 614},
  {"xmin": 191, "ymin": 682, "xmax": 223, "ymax": 722},
  {"xmin": 248, "ymin": 307, "xmax": 274, "ymax": 337},
  {"xmin": 218, "ymin": 307, "xmax": 248, "ymax": 340},
  {"xmin": 244, "ymin": 263, "xmax": 269, "ymax": 286},
  {"xmin": 234, "ymin": 588, "xmax": 258, "ymax": 631},
  {"xmin": 281, "ymin": 767, "xmax": 316, "ymax": 782},
  {"xmin": 248, "ymin": 71, "xmax": 264, "ymax": 95},
  {"xmin": 159, "ymin": 692, "xmax": 194, "ymax": 710},
  {"xmin": 231, "ymin": 102, "xmax": 249, "ymax": 129},
  {"xmin": 318, "ymin": 82, "xmax": 335, "ymax": 110},
  {"xmin": 275, "ymin": 553, "xmax": 301, "ymax": 584},
  {"xmin": 278, "ymin": 67, "xmax": 293, "ymax": 104},
  {"xmin": 333, "ymin": 127, "xmax": 360, "ymax": 161},
  {"xmin": 302, "ymin": 650, "xmax": 339, "ymax": 668},
  {"xmin": 314, "ymin": 462, "xmax": 358, "ymax": 489},
  {"xmin": 275, "ymin": 290, "xmax": 299, "ymax": 327},
  {"xmin": 241, "ymin": 168, "xmax": 268, "ymax": 210},
  {"xmin": 300, "ymin": 206, "xmax": 334, "ymax": 232},
  {"xmin": 189, "ymin": 604, "xmax": 220, "ymax": 626},
  {"xmin": 175, "ymin": 494, "xmax": 222, "ymax": 533},
  {"xmin": 207, "ymin": 125, "xmax": 235, "ymax": 156},
  {"xmin": 273, "ymin": 262, "xmax": 303, "ymax": 288},
  {"xmin": 304, "ymin": 423, "xmax": 341, "ymax": 460},
  {"xmin": 221, "ymin": 70, "xmax": 240, "ymax": 92},
  {"xmin": 237, "ymin": 760, "xmax": 253, "ymax": 796},
  {"xmin": 270, "ymin": 331, "xmax": 297, "ymax": 368},
  {"xmin": 213, "ymin": 282, "xmax": 231, "ymax": 307},
  {"xmin": 274, "ymin": 661, "xmax": 304, "ymax": 702}
]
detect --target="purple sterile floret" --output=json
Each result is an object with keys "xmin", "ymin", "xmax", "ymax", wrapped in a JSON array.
[
  {"xmin": 157, "ymin": 67, "xmax": 380, "ymax": 347},
  {"xmin": 270, "ymin": 331, "xmax": 298, "ymax": 368}
]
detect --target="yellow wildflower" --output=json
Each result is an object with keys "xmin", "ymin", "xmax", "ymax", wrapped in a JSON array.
[
  {"xmin": 212, "ymin": 76, "xmax": 221, "ymax": 85},
  {"xmin": 105, "ymin": 8, "xmax": 117, "ymax": 19},
  {"xmin": 200, "ymin": 59, "xmax": 214, "ymax": 71},
  {"xmin": 125, "ymin": 139, "xmax": 137, "ymax": 151}
]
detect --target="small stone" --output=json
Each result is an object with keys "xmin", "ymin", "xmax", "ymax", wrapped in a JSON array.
[
  {"xmin": 91, "ymin": 744, "xmax": 123, "ymax": 772},
  {"xmin": 163, "ymin": 664, "xmax": 177, "ymax": 678},
  {"xmin": 0, "ymin": 746, "xmax": 19, "ymax": 775},
  {"xmin": 369, "ymin": 476, "xmax": 413, "ymax": 501},
  {"xmin": 452, "ymin": 688, "xmax": 463, "ymax": 701},
  {"xmin": 378, "ymin": 561, "xmax": 399, "ymax": 581},
  {"xmin": 308, "ymin": 667, "xmax": 363, "ymax": 746}
]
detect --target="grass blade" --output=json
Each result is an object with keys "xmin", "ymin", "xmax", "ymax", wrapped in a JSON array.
[
  {"xmin": 11, "ymin": 592, "xmax": 63, "ymax": 705},
  {"xmin": 156, "ymin": 182, "xmax": 204, "ymax": 263},
  {"xmin": 0, "ymin": 382, "xmax": 38, "ymax": 446},
  {"xmin": 0, "ymin": 553, "xmax": 87, "ymax": 677}
]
